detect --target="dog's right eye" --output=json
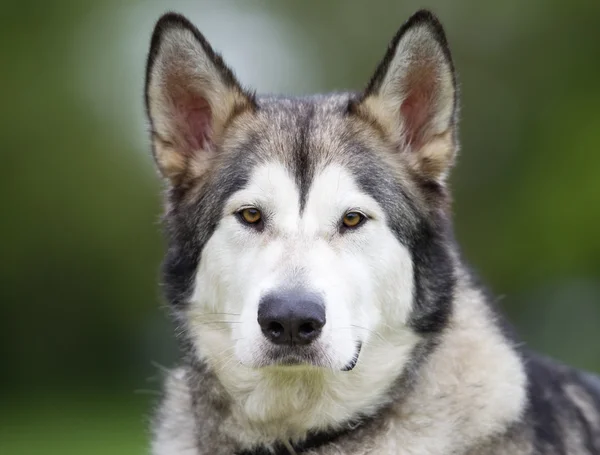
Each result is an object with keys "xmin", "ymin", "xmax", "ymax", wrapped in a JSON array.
[
  {"xmin": 237, "ymin": 208, "xmax": 263, "ymax": 228},
  {"xmin": 341, "ymin": 211, "xmax": 366, "ymax": 230}
]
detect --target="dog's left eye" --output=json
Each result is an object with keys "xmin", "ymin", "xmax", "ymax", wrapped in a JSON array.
[
  {"xmin": 342, "ymin": 211, "xmax": 366, "ymax": 229},
  {"xmin": 237, "ymin": 208, "xmax": 263, "ymax": 227}
]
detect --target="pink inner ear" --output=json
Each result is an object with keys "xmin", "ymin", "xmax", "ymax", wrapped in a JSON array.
[
  {"xmin": 172, "ymin": 93, "xmax": 213, "ymax": 155},
  {"xmin": 400, "ymin": 73, "xmax": 436, "ymax": 149}
]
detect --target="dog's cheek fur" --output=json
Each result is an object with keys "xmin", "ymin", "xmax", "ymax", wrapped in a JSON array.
[
  {"xmin": 337, "ymin": 133, "xmax": 456, "ymax": 337},
  {"xmin": 302, "ymin": 229, "xmax": 418, "ymax": 372},
  {"xmin": 363, "ymin": 218, "xmax": 415, "ymax": 327},
  {"xmin": 301, "ymin": 164, "xmax": 418, "ymax": 363},
  {"xmin": 187, "ymin": 220, "xmax": 284, "ymax": 369}
]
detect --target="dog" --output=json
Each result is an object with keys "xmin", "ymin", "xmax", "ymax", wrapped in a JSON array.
[{"xmin": 143, "ymin": 9, "xmax": 600, "ymax": 455}]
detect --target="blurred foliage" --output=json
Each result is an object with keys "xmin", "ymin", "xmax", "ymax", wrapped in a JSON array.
[{"xmin": 1, "ymin": 0, "xmax": 599, "ymax": 453}]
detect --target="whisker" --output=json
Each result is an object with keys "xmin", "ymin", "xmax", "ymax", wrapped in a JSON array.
[
  {"xmin": 150, "ymin": 360, "xmax": 172, "ymax": 374},
  {"xmin": 219, "ymin": 351, "xmax": 242, "ymax": 371},
  {"xmin": 213, "ymin": 344, "xmax": 237, "ymax": 358},
  {"xmin": 350, "ymin": 324, "xmax": 390, "ymax": 343},
  {"xmin": 335, "ymin": 325, "xmax": 394, "ymax": 346},
  {"xmin": 193, "ymin": 320, "xmax": 242, "ymax": 325},
  {"xmin": 195, "ymin": 312, "xmax": 241, "ymax": 317}
]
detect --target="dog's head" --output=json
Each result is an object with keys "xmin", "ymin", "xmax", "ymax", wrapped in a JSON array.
[{"xmin": 145, "ymin": 11, "xmax": 457, "ymax": 374}]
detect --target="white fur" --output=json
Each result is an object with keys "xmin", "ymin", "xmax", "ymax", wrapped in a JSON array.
[
  {"xmin": 186, "ymin": 162, "xmax": 419, "ymax": 444},
  {"xmin": 156, "ymin": 267, "xmax": 528, "ymax": 454},
  {"xmin": 364, "ymin": 272, "xmax": 527, "ymax": 455},
  {"xmin": 151, "ymin": 368, "xmax": 199, "ymax": 455}
]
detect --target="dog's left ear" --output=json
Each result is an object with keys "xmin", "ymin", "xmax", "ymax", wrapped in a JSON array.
[
  {"xmin": 144, "ymin": 13, "xmax": 255, "ymax": 184},
  {"xmin": 353, "ymin": 10, "xmax": 458, "ymax": 183}
]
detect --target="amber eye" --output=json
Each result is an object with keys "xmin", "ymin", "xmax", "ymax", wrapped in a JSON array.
[
  {"xmin": 239, "ymin": 208, "xmax": 262, "ymax": 225},
  {"xmin": 342, "ymin": 211, "xmax": 365, "ymax": 229}
]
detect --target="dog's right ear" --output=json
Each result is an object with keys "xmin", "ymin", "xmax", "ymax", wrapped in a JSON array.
[
  {"xmin": 145, "ymin": 13, "xmax": 255, "ymax": 183},
  {"xmin": 351, "ymin": 10, "xmax": 458, "ymax": 184}
]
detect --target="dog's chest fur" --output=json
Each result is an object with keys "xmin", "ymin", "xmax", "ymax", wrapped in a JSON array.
[
  {"xmin": 152, "ymin": 276, "xmax": 528, "ymax": 455},
  {"xmin": 152, "ymin": 272, "xmax": 600, "ymax": 454}
]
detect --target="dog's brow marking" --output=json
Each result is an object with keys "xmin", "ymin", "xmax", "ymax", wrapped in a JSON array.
[{"xmin": 296, "ymin": 104, "xmax": 315, "ymax": 212}]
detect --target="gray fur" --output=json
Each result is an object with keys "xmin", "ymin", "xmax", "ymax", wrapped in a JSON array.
[{"xmin": 144, "ymin": 9, "xmax": 600, "ymax": 455}]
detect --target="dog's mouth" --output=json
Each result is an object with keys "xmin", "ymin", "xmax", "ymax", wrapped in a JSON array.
[
  {"xmin": 341, "ymin": 342, "xmax": 362, "ymax": 371},
  {"xmin": 259, "ymin": 342, "xmax": 363, "ymax": 371},
  {"xmin": 261, "ymin": 346, "xmax": 322, "ymax": 368}
]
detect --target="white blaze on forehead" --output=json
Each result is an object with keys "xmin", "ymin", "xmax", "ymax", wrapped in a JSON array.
[
  {"xmin": 224, "ymin": 163, "xmax": 300, "ymax": 234},
  {"xmin": 304, "ymin": 164, "xmax": 387, "ymax": 226},
  {"xmin": 225, "ymin": 162, "xmax": 387, "ymax": 236},
  {"xmin": 226, "ymin": 161, "xmax": 389, "ymax": 233}
]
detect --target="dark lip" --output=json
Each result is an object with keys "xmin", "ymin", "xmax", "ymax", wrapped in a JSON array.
[
  {"xmin": 258, "ymin": 342, "xmax": 363, "ymax": 370},
  {"xmin": 341, "ymin": 342, "xmax": 362, "ymax": 372},
  {"xmin": 261, "ymin": 346, "xmax": 321, "ymax": 368},
  {"xmin": 271, "ymin": 355, "xmax": 311, "ymax": 367}
]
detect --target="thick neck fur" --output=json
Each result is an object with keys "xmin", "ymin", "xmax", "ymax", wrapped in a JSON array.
[{"xmin": 152, "ymin": 266, "xmax": 527, "ymax": 455}]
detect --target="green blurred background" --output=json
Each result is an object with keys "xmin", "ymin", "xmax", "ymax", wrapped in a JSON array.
[{"xmin": 1, "ymin": 0, "xmax": 599, "ymax": 453}]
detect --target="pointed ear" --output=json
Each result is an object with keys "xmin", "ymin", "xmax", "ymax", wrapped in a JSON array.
[
  {"xmin": 353, "ymin": 10, "xmax": 458, "ymax": 183},
  {"xmin": 144, "ymin": 13, "xmax": 256, "ymax": 183}
]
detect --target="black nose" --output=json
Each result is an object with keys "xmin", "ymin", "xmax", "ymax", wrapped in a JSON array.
[{"xmin": 257, "ymin": 290, "xmax": 326, "ymax": 346}]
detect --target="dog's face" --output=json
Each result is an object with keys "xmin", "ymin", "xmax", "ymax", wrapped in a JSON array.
[
  {"xmin": 187, "ymin": 120, "xmax": 419, "ymax": 372},
  {"xmin": 145, "ymin": 12, "xmax": 457, "ymax": 375}
]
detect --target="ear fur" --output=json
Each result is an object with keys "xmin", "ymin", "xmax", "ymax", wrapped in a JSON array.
[
  {"xmin": 353, "ymin": 10, "xmax": 458, "ymax": 182},
  {"xmin": 144, "ymin": 13, "xmax": 256, "ymax": 183}
]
